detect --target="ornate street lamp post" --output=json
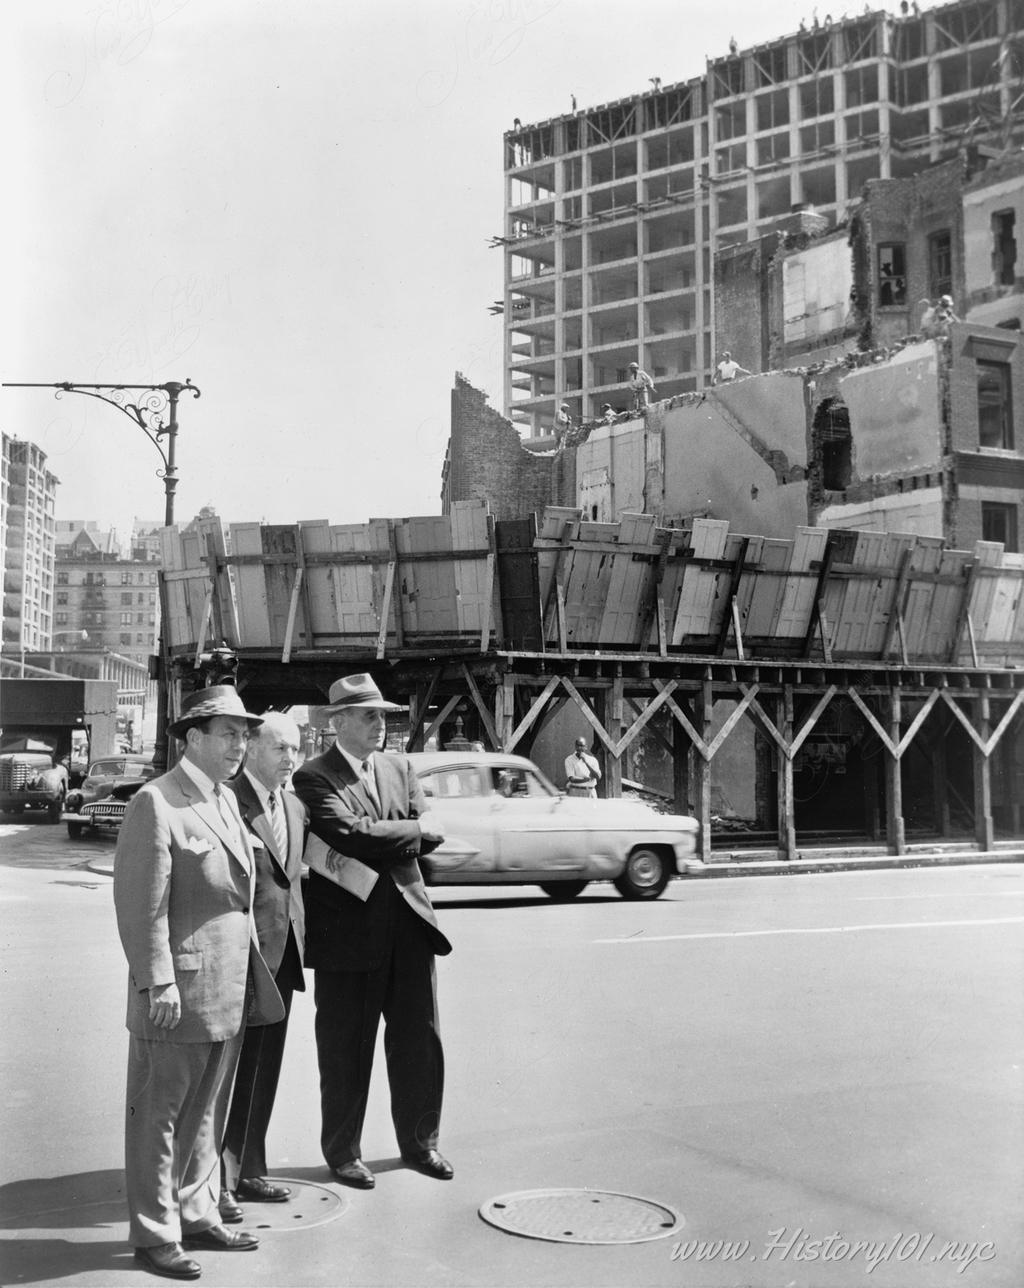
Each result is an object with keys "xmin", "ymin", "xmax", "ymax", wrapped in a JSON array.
[{"xmin": 2, "ymin": 379, "xmax": 200, "ymax": 769}]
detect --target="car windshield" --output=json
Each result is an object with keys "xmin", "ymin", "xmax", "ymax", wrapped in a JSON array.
[
  {"xmin": 89, "ymin": 759, "xmax": 148, "ymax": 779},
  {"xmin": 489, "ymin": 766, "xmax": 556, "ymax": 798}
]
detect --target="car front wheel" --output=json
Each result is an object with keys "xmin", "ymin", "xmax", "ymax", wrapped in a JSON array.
[
  {"xmin": 614, "ymin": 847, "xmax": 671, "ymax": 900},
  {"xmin": 539, "ymin": 880, "xmax": 589, "ymax": 900}
]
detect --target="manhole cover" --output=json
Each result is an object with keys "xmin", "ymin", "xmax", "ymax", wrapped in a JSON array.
[
  {"xmin": 479, "ymin": 1188, "xmax": 684, "ymax": 1245},
  {"xmin": 239, "ymin": 1179, "xmax": 347, "ymax": 1232}
]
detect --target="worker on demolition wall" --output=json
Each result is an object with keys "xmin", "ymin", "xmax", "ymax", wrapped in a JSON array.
[{"xmin": 627, "ymin": 362, "xmax": 655, "ymax": 412}]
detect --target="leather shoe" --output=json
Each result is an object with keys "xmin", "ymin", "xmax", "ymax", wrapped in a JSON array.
[
  {"xmin": 401, "ymin": 1148, "xmax": 454, "ymax": 1180},
  {"xmin": 332, "ymin": 1159, "xmax": 375, "ymax": 1189},
  {"xmin": 133, "ymin": 1243, "xmax": 201, "ymax": 1280},
  {"xmin": 182, "ymin": 1224, "xmax": 259, "ymax": 1251},
  {"xmin": 217, "ymin": 1190, "xmax": 243, "ymax": 1224},
  {"xmin": 237, "ymin": 1176, "xmax": 291, "ymax": 1202}
]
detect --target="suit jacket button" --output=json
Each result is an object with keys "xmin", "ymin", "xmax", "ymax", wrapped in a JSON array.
[{"xmin": 242, "ymin": 905, "xmax": 250, "ymax": 914}]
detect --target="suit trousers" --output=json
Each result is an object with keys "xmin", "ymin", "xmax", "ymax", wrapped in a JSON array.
[
  {"xmin": 125, "ymin": 1030, "xmax": 244, "ymax": 1247},
  {"xmin": 313, "ymin": 901, "xmax": 444, "ymax": 1167},
  {"xmin": 221, "ymin": 972, "xmax": 297, "ymax": 1190}
]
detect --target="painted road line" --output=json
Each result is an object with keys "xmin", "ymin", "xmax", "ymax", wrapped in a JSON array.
[{"xmin": 594, "ymin": 916, "xmax": 1024, "ymax": 944}]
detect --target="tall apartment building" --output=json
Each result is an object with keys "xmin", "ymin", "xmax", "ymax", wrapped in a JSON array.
[
  {"xmin": 501, "ymin": 0, "xmax": 1024, "ymax": 437},
  {"xmin": 1, "ymin": 433, "xmax": 58, "ymax": 653},
  {"xmin": 54, "ymin": 542, "xmax": 161, "ymax": 668}
]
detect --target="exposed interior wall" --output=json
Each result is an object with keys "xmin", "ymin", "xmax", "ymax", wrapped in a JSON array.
[
  {"xmin": 819, "ymin": 489, "xmax": 945, "ymax": 535},
  {"xmin": 660, "ymin": 376, "xmax": 809, "ymax": 534},
  {"xmin": 783, "ymin": 236, "xmax": 854, "ymax": 349},
  {"xmin": 837, "ymin": 341, "xmax": 944, "ymax": 478},
  {"xmin": 963, "ymin": 161, "xmax": 1024, "ymax": 331}
]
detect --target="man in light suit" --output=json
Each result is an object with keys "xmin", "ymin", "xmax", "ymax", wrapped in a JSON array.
[
  {"xmin": 218, "ymin": 711, "xmax": 307, "ymax": 1223},
  {"xmin": 114, "ymin": 686, "xmax": 283, "ymax": 1281},
  {"xmin": 292, "ymin": 673, "xmax": 453, "ymax": 1190}
]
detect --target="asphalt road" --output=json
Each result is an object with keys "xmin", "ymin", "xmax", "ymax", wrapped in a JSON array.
[{"xmin": 1, "ymin": 817, "xmax": 1022, "ymax": 1288}]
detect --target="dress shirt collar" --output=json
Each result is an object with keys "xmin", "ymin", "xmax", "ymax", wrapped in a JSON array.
[
  {"xmin": 179, "ymin": 753, "xmax": 221, "ymax": 801},
  {"xmin": 334, "ymin": 740, "xmax": 376, "ymax": 777},
  {"xmin": 243, "ymin": 767, "xmax": 279, "ymax": 811}
]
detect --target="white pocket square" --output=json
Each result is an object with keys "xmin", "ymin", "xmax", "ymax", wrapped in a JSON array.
[{"xmin": 183, "ymin": 837, "xmax": 215, "ymax": 856}]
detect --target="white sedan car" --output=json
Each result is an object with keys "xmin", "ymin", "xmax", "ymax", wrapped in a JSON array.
[{"xmin": 409, "ymin": 751, "xmax": 699, "ymax": 900}]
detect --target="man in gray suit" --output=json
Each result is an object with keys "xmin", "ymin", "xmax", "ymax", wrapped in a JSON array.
[
  {"xmin": 114, "ymin": 686, "xmax": 283, "ymax": 1281},
  {"xmin": 292, "ymin": 673, "xmax": 453, "ymax": 1191},
  {"xmin": 219, "ymin": 711, "xmax": 307, "ymax": 1223}
]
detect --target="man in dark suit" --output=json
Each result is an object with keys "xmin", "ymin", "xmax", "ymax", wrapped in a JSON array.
[
  {"xmin": 292, "ymin": 673, "xmax": 453, "ymax": 1190},
  {"xmin": 218, "ymin": 711, "xmax": 308, "ymax": 1224},
  {"xmin": 114, "ymin": 686, "xmax": 283, "ymax": 1281}
]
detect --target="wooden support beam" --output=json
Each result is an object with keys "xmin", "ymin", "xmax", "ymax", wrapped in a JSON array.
[
  {"xmin": 693, "ymin": 671, "xmax": 714, "ymax": 862},
  {"xmin": 802, "ymin": 535, "xmax": 837, "ymax": 659},
  {"xmin": 885, "ymin": 686, "xmax": 906, "ymax": 855},
  {"xmin": 974, "ymin": 692, "xmax": 994, "ymax": 851},
  {"xmin": 881, "ymin": 547, "xmax": 914, "ymax": 660},
  {"xmin": 404, "ymin": 667, "xmax": 443, "ymax": 751},
  {"xmin": 459, "ymin": 662, "xmax": 501, "ymax": 750},
  {"xmin": 932, "ymin": 735, "xmax": 951, "ymax": 837},
  {"xmin": 603, "ymin": 673, "xmax": 624, "ymax": 799},
  {"xmin": 281, "ymin": 566, "xmax": 304, "ymax": 664},
  {"xmin": 776, "ymin": 685, "xmax": 796, "ymax": 861},
  {"xmin": 296, "ymin": 524, "xmax": 315, "ymax": 649},
  {"xmin": 672, "ymin": 709, "xmax": 691, "ymax": 818}
]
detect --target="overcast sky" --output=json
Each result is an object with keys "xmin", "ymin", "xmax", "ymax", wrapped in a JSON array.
[{"xmin": 4, "ymin": 0, "xmax": 888, "ymax": 540}]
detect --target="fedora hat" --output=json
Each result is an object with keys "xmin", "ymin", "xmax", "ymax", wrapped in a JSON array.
[
  {"xmin": 323, "ymin": 673, "xmax": 405, "ymax": 713},
  {"xmin": 168, "ymin": 684, "xmax": 264, "ymax": 737}
]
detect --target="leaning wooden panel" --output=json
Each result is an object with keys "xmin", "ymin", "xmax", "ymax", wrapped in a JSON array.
[
  {"xmin": 295, "ymin": 520, "xmax": 336, "ymax": 641},
  {"xmin": 918, "ymin": 547, "xmax": 973, "ymax": 661},
  {"xmin": 562, "ymin": 520, "xmax": 620, "ymax": 646},
  {"xmin": 194, "ymin": 515, "xmax": 239, "ymax": 647},
  {"xmin": 598, "ymin": 512, "xmax": 659, "ymax": 645},
  {"xmin": 773, "ymin": 527, "xmax": 829, "ymax": 640},
  {"xmin": 394, "ymin": 515, "xmax": 457, "ymax": 637},
  {"xmin": 229, "ymin": 523, "xmax": 274, "ymax": 648},
  {"xmin": 159, "ymin": 527, "xmax": 200, "ymax": 653},
  {"xmin": 736, "ymin": 535, "xmax": 788, "ymax": 640},
  {"xmin": 328, "ymin": 520, "xmax": 391, "ymax": 642},
  {"xmin": 259, "ymin": 526, "xmax": 305, "ymax": 651},
  {"xmin": 535, "ymin": 506, "xmax": 582, "ymax": 611},
  {"xmin": 826, "ymin": 531, "xmax": 899, "ymax": 657},
  {"xmin": 960, "ymin": 541, "xmax": 1005, "ymax": 663},
  {"xmin": 449, "ymin": 501, "xmax": 498, "ymax": 639},
  {"xmin": 670, "ymin": 518, "xmax": 731, "ymax": 645},
  {"xmin": 899, "ymin": 536, "xmax": 949, "ymax": 660},
  {"xmin": 979, "ymin": 552, "xmax": 1024, "ymax": 665}
]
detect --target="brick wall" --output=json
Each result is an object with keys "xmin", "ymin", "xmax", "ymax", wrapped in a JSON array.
[{"xmin": 445, "ymin": 374, "xmax": 572, "ymax": 521}]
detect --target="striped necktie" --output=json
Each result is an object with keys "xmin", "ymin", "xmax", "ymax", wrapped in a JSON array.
[
  {"xmin": 267, "ymin": 790, "xmax": 287, "ymax": 856},
  {"xmin": 361, "ymin": 759, "xmax": 379, "ymax": 808}
]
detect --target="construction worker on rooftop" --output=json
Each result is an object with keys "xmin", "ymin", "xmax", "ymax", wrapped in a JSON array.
[
  {"xmin": 627, "ymin": 362, "xmax": 655, "ymax": 413},
  {"xmin": 713, "ymin": 351, "xmax": 752, "ymax": 385}
]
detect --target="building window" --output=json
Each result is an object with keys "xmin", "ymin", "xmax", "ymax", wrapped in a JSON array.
[
  {"xmin": 121, "ymin": 592, "xmax": 132, "ymax": 605},
  {"xmin": 55, "ymin": 612, "xmax": 68, "ymax": 626},
  {"xmin": 56, "ymin": 592, "xmax": 68, "ymax": 605},
  {"xmin": 977, "ymin": 360, "xmax": 1013, "ymax": 449},
  {"xmin": 992, "ymin": 210, "xmax": 1017, "ymax": 286},
  {"xmin": 120, "ymin": 633, "xmax": 132, "ymax": 646},
  {"xmin": 814, "ymin": 398, "xmax": 853, "ymax": 491},
  {"xmin": 878, "ymin": 244, "xmax": 906, "ymax": 306},
  {"xmin": 57, "ymin": 570, "xmax": 68, "ymax": 585},
  {"xmin": 982, "ymin": 503, "xmax": 1019, "ymax": 552},
  {"xmin": 121, "ymin": 612, "xmax": 132, "ymax": 626},
  {"xmin": 928, "ymin": 229, "xmax": 952, "ymax": 298},
  {"xmin": 121, "ymin": 570, "xmax": 131, "ymax": 584}
]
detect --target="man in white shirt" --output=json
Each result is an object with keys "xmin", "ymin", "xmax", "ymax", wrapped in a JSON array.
[
  {"xmin": 627, "ymin": 362, "xmax": 656, "ymax": 412},
  {"xmin": 564, "ymin": 736, "xmax": 602, "ymax": 797},
  {"xmin": 713, "ymin": 350, "xmax": 752, "ymax": 385}
]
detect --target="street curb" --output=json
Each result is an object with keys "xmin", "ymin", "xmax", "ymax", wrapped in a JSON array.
[
  {"xmin": 684, "ymin": 848, "xmax": 1024, "ymax": 879},
  {"xmin": 85, "ymin": 850, "xmax": 1024, "ymax": 883}
]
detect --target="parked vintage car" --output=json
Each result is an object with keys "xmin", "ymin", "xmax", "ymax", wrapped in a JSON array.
[
  {"xmin": 63, "ymin": 755, "xmax": 156, "ymax": 838},
  {"xmin": 407, "ymin": 751, "xmax": 699, "ymax": 899},
  {"xmin": 0, "ymin": 736, "xmax": 69, "ymax": 822}
]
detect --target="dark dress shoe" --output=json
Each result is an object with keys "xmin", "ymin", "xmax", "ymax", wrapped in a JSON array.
[
  {"xmin": 133, "ymin": 1242, "xmax": 201, "ymax": 1280},
  {"xmin": 237, "ymin": 1176, "xmax": 291, "ymax": 1202},
  {"xmin": 182, "ymin": 1224, "xmax": 259, "ymax": 1251},
  {"xmin": 217, "ymin": 1190, "xmax": 244, "ymax": 1224},
  {"xmin": 401, "ymin": 1148, "xmax": 454, "ymax": 1180},
  {"xmin": 332, "ymin": 1159, "xmax": 375, "ymax": 1189}
]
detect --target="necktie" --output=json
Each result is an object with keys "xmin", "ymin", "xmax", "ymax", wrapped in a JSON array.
[
  {"xmin": 361, "ymin": 759, "xmax": 379, "ymax": 808},
  {"xmin": 267, "ymin": 790, "xmax": 287, "ymax": 856}
]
